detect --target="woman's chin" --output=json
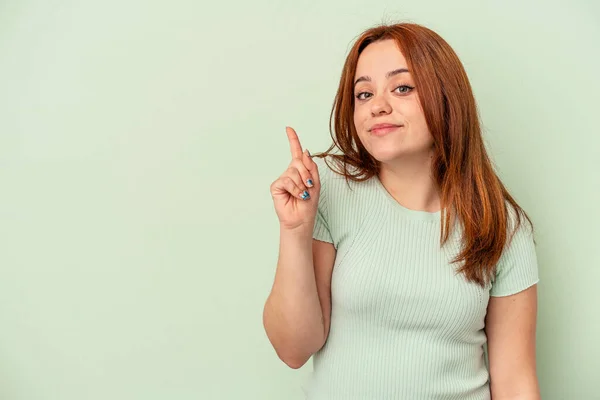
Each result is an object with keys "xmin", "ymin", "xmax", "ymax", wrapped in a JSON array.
[{"xmin": 368, "ymin": 148, "xmax": 406, "ymax": 163}]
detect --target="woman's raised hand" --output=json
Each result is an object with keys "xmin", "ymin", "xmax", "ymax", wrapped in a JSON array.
[{"xmin": 270, "ymin": 127, "xmax": 321, "ymax": 231}]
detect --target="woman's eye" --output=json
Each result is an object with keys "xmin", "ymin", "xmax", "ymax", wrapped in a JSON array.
[
  {"xmin": 394, "ymin": 85, "xmax": 414, "ymax": 94},
  {"xmin": 355, "ymin": 85, "xmax": 414, "ymax": 100}
]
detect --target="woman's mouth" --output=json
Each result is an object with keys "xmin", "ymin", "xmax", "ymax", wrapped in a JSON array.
[{"xmin": 370, "ymin": 124, "xmax": 402, "ymax": 136}]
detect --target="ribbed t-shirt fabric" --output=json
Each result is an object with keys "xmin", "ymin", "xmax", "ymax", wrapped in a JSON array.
[{"xmin": 302, "ymin": 156, "xmax": 540, "ymax": 400}]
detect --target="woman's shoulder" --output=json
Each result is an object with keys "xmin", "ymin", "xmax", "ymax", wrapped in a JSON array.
[
  {"xmin": 312, "ymin": 154, "xmax": 380, "ymax": 211},
  {"xmin": 310, "ymin": 155, "xmax": 376, "ymax": 246},
  {"xmin": 311, "ymin": 154, "xmax": 337, "ymax": 177},
  {"xmin": 312, "ymin": 155, "xmax": 362, "ymax": 189},
  {"xmin": 311, "ymin": 154, "xmax": 363, "ymax": 181}
]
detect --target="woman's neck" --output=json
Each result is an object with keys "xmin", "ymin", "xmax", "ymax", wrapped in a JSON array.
[{"xmin": 377, "ymin": 153, "xmax": 441, "ymax": 213}]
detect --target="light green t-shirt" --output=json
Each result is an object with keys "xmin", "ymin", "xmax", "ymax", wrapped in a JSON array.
[{"xmin": 303, "ymin": 156, "xmax": 539, "ymax": 400}]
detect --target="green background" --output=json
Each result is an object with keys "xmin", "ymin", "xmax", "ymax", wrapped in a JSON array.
[{"xmin": 0, "ymin": 0, "xmax": 598, "ymax": 399}]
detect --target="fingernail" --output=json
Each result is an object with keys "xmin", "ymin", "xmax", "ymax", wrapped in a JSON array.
[
  {"xmin": 307, "ymin": 179, "xmax": 314, "ymax": 187},
  {"xmin": 306, "ymin": 149, "xmax": 311, "ymax": 157},
  {"xmin": 300, "ymin": 190, "xmax": 310, "ymax": 200}
]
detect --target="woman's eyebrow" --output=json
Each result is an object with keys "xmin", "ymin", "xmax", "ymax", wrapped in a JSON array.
[{"xmin": 354, "ymin": 68, "xmax": 410, "ymax": 87}]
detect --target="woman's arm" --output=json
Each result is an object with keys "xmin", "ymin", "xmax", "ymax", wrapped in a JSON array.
[
  {"xmin": 263, "ymin": 227, "xmax": 336, "ymax": 369},
  {"xmin": 485, "ymin": 284, "xmax": 541, "ymax": 399}
]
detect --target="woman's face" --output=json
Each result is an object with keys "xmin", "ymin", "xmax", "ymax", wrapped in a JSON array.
[{"xmin": 353, "ymin": 39, "xmax": 434, "ymax": 164}]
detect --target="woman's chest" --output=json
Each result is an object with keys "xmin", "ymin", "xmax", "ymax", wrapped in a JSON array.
[{"xmin": 331, "ymin": 220, "xmax": 491, "ymax": 337}]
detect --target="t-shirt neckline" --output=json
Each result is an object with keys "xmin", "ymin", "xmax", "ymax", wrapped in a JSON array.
[{"xmin": 373, "ymin": 175, "xmax": 442, "ymax": 222}]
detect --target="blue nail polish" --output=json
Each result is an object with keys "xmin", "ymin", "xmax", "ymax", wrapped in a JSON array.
[
  {"xmin": 307, "ymin": 179, "xmax": 314, "ymax": 187},
  {"xmin": 301, "ymin": 190, "xmax": 310, "ymax": 200}
]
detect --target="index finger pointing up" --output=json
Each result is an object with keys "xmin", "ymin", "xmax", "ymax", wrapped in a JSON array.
[{"xmin": 286, "ymin": 126, "xmax": 303, "ymax": 159}]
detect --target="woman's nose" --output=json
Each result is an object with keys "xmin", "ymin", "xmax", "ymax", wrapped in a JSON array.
[{"xmin": 370, "ymin": 96, "xmax": 392, "ymax": 115}]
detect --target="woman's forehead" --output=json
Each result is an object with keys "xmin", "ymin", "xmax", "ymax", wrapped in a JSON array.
[{"xmin": 355, "ymin": 40, "xmax": 409, "ymax": 78}]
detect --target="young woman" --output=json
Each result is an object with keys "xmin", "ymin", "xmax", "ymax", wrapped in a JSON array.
[{"xmin": 263, "ymin": 22, "xmax": 540, "ymax": 400}]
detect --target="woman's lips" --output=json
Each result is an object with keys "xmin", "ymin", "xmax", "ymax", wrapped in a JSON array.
[{"xmin": 370, "ymin": 125, "xmax": 402, "ymax": 136}]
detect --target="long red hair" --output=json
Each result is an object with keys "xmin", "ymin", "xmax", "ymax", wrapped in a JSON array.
[{"xmin": 313, "ymin": 23, "xmax": 534, "ymax": 287}]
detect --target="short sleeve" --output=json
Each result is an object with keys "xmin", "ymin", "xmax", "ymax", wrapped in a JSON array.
[
  {"xmin": 312, "ymin": 157, "xmax": 335, "ymax": 246},
  {"xmin": 489, "ymin": 210, "xmax": 540, "ymax": 297}
]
